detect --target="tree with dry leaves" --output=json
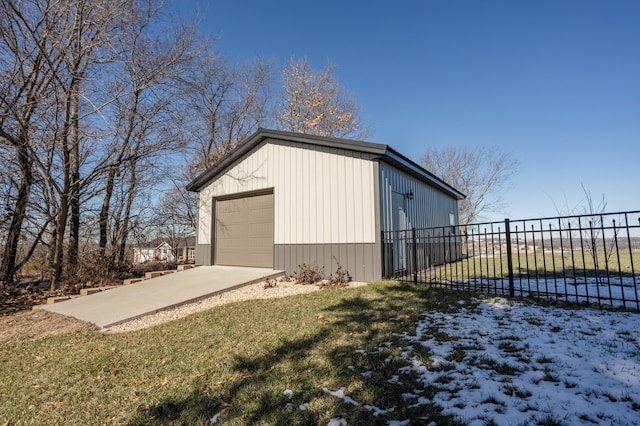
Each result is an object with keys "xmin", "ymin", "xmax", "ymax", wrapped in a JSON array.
[
  {"xmin": 421, "ymin": 146, "xmax": 518, "ymax": 226},
  {"xmin": 277, "ymin": 57, "xmax": 367, "ymax": 139}
]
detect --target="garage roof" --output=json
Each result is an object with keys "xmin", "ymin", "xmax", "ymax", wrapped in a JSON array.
[{"xmin": 186, "ymin": 128, "xmax": 465, "ymax": 200}]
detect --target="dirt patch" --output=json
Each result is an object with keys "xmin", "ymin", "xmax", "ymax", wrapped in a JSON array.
[{"xmin": 0, "ymin": 309, "xmax": 97, "ymax": 344}]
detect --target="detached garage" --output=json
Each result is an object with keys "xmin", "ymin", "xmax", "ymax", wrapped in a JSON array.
[{"xmin": 186, "ymin": 128, "xmax": 465, "ymax": 282}]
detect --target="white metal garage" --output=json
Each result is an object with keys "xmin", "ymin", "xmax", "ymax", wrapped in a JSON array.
[{"xmin": 187, "ymin": 128, "xmax": 465, "ymax": 282}]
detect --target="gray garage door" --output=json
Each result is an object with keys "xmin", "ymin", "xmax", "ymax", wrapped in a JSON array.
[{"xmin": 215, "ymin": 193, "xmax": 274, "ymax": 268}]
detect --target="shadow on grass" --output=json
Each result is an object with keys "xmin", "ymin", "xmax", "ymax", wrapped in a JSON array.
[{"xmin": 125, "ymin": 282, "xmax": 468, "ymax": 425}]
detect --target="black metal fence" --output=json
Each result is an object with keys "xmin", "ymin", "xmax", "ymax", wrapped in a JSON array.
[{"xmin": 381, "ymin": 211, "xmax": 640, "ymax": 311}]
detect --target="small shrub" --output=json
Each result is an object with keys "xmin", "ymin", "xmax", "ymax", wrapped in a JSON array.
[
  {"xmin": 294, "ymin": 263, "xmax": 323, "ymax": 285},
  {"xmin": 280, "ymin": 274, "xmax": 294, "ymax": 282},
  {"xmin": 263, "ymin": 278, "xmax": 277, "ymax": 289},
  {"xmin": 326, "ymin": 257, "xmax": 350, "ymax": 287}
]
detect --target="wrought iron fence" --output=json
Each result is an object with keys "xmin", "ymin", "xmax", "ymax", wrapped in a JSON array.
[{"xmin": 381, "ymin": 211, "xmax": 640, "ymax": 311}]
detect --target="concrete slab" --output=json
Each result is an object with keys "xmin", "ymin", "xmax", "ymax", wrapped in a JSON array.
[{"xmin": 42, "ymin": 266, "xmax": 283, "ymax": 329}]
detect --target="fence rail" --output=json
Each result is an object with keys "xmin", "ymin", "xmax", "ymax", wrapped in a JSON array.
[{"xmin": 381, "ymin": 211, "xmax": 640, "ymax": 311}]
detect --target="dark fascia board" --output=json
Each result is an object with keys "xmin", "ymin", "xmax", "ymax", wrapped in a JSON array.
[{"xmin": 186, "ymin": 128, "xmax": 466, "ymax": 200}]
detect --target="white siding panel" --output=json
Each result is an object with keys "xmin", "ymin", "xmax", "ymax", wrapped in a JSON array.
[
  {"xmin": 328, "ymin": 149, "xmax": 338, "ymax": 243},
  {"xmin": 322, "ymin": 147, "xmax": 332, "ymax": 244},
  {"xmin": 308, "ymin": 148, "xmax": 317, "ymax": 243},
  {"xmin": 347, "ymin": 153, "xmax": 360, "ymax": 240},
  {"xmin": 197, "ymin": 139, "xmax": 376, "ymax": 245},
  {"xmin": 337, "ymin": 152, "xmax": 347, "ymax": 241}
]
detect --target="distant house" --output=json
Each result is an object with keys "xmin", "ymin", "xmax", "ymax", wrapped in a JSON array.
[
  {"xmin": 132, "ymin": 241, "xmax": 175, "ymax": 264},
  {"xmin": 175, "ymin": 239, "xmax": 196, "ymax": 263},
  {"xmin": 132, "ymin": 237, "xmax": 196, "ymax": 264},
  {"xmin": 186, "ymin": 128, "xmax": 465, "ymax": 281}
]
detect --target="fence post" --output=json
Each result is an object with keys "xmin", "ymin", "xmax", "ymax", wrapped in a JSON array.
[
  {"xmin": 380, "ymin": 230, "xmax": 386, "ymax": 278},
  {"xmin": 412, "ymin": 227, "xmax": 418, "ymax": 284},
  {"xmin": 505, "ymin": 218, "xmax": 515, "ymax": 297}
]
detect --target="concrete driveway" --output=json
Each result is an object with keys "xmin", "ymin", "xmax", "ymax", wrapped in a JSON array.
[{"xmin": 42, "ymin": 266, "xmax": 283, "ymax": 329}]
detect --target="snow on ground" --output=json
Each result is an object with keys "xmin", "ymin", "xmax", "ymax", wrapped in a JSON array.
[
  {"xmin": 318, "ymin": 297, "xmax": 640, "ymax": 425},
  {"xmin": 397, "ymin": 297, "xmax": 640, "ymax": 425}
]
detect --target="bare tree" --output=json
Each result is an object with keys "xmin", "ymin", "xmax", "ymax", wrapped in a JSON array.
[
  {"xmin": 0, "ymin": 0, "xmax": 68, "ymax": 283},
  {"xmin": 182, "ymin": 55, "xmax": 274, "ymax": 175},
  {"xmin": 96, "ymin": 5, "xmax": 201, "ymax": 269},
  {"xmin": 421, "ymin": 146, "xmax": 518, "ymax": 226},
  {"xmin": 276, "ymin": 57, "xmax": 368, "ymax": 139},
  {"xmin": 46, "ymin": 0, "xmax": 127, "ymax": 287},
  {"xmin": 149, "ymin": 186, "xmax": 195, "ymax": 255},
  {"xmin": 167, "ymin": 56, "xmax": 274, "ymax": 240},
  {"xmin": 551, "ymin": 184, "xmax": 621, "ymax": 285}
]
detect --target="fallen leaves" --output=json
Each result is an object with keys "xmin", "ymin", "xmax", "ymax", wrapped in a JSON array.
[{"xmin": 317, "ymin": 314, "xmax": 329, "ymax": 325}]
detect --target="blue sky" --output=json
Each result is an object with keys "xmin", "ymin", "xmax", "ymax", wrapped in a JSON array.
[{"xmin": 168, "ymin": 0, "xmax": 639, "ymax": 220}]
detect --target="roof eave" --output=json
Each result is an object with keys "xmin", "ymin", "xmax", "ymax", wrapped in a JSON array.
[{"xmin": 382, "ymin": 148, "xmax": 466, "ymax": 200}]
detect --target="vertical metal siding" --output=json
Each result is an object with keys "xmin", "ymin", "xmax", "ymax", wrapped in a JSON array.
[
  {"xmin": 274, "ymin": 242, "xmax": 380, "ymax": 282},
  {"xmin": 196, "ymin": 139, "xmax": 376, "ymax": 245},
  {"xmin": 379, "ymin": 161, "xmax": 459, "ymax": 231}
]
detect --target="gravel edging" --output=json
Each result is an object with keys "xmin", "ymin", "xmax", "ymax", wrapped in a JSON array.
[{"xmin": 106, "ymin": 279, "xmax": 368, "ymax": 334}]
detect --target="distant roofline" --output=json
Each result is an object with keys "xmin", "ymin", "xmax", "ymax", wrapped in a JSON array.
[{"xmin": 186, "ymin": 128, "xmax": 465, "ymax": 200}]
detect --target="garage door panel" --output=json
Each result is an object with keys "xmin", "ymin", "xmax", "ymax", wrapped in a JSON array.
[{"xmin": 215, "ymin": 193, "xmax": 274, "ymax": 267}]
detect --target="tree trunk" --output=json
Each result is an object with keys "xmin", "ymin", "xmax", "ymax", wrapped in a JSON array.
[
  {"xmin": 51, "ymin": 72, "xmax": 79, "ymax": 289},
  {"xmin": 99, "ymin": 91, "xmax": 140, "ymax": 260},
  {"xmin": 68, "ymin": 87, "xmax": 81, "ymax": 271},
  {"xmin": 116, "ymin": 160, "xmax": 138, "ymax": 264},
  {"xmin": 0, "ymin": 142, "xmax": 33, "ymax": 284},
  {"xmin": 51, "ymin": 154, "xmax": 70, "ymax": 289},
  {"xmin": 98, "ymin": 166, "xmax": 117, "ymax": 254}
]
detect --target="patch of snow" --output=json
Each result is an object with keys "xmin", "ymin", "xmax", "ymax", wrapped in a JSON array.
[
  {"xmin": 283, "ymin": 389, "xmax": 294, "ymax": 398},
  {"xmin": 299, "ymin": 402, "xmax": 309, "ymax": 411},
  {"xmin": 209, "ymin": 413, "xmax": 221, "ymax": 424},
  {"xmin": 327, "ymin": 418, "xmax": 347, "ymax": 426},
  {"xmin": 387, "ymin": 375, "xmax": 402, "ymax": 384},
  {"xmin": 399, "ymin": 299, "xmax": 640, "ymax": 425},
  {"xmin": 323, "ymin": 387, "xmax": 360, "ymax": 406},
  {"xmin": 364, "ymin": 404, "xmax": 395, "ymax": 416}
]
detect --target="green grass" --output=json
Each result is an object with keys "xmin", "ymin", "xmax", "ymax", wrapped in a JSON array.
[
  {"xmin": 427, "ymin": 250, "xmax": 640, "ymax": 281},
  {"xmin": 0, "ymin": 282, "xmax": 473, "ymax": 425}
]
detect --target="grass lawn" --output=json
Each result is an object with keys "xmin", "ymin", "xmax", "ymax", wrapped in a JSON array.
[
  {"xmin": 428, "ymin": 251, "xmax": 640, "ymax": 281},
  {"xmin": 3, "ymin": 281, "xmax": 639, "ymax": 425},
  {"xmin": 0, "ymin": 282, "xmax": 470, "ymax": 425}
]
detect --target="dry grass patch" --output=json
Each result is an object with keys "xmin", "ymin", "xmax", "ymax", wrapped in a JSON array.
[{"xmin": 0, "ymin": 310, "xmax": 96, "ymax": 344}]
